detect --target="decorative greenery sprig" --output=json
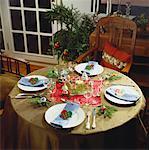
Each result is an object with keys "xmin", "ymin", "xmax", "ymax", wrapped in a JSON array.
[
  {"xmin": 48, "ymin": 69, "xmax": 59, "ymax": 78},
  {"xmin": 29, "ymin": 97, "xmax": 51, "ymax": 107},
  {"xmin": 97, "ymin": 105, "xmax": 117, "ymax": 118},
  {"xmin": 102, "ymin": 72, "xmax": 122, "ymax": 81}
]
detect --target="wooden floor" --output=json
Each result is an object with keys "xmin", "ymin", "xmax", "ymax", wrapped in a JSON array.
[{"xmin": 30, "ymin": 64, "xmax": 45, "ymax": 72}]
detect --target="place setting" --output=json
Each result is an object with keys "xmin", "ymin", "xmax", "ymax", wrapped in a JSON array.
[
  {"xmin": 104, "ymin": 84, "xmax": 141, "ymax": 106},
  {"xmin": 17, "ymin": 75, "xmax": 50, "ymax": 92},
  {"xmin": 74, "ymin": 61, "xmax": 104, "ymax": 76},
  {"xmin": 45, "ymin": 102, "xmax": 86, "ymax": 129}
]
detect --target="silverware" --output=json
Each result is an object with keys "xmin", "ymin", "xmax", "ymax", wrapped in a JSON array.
[
  {"xmin": 92, "ymin": 109, "xmax": 96, "ymax": 129},
  {"xmin": 81, "ymin": 70, "xmax": 90, "ymax": 75},
  {"xmin": 110, "ymin": 84, "xmax": 135, "ymax": 87},
  {"xmin": 15, "ymin": 93, "xmax": 40, "ymax": 99},
  {"xmin": 86, "ymin": 111, "xmax": 91, "ymax": 130}
]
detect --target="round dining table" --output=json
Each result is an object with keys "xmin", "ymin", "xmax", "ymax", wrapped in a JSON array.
[{"xmin": 1, "ymin": 64, "xmax": 146, "ymax": 149}]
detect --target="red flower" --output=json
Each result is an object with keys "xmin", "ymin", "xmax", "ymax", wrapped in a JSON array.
[
  {"xmin": 54, "ymin": 42, "xmax": 60, "ymax": 49},
  {"xmin": 101, "ymin": 105, "xmax": 106, "ymax": 113},
  {"xmin": 63, "ymin": 49, "xmax": 69, "ymax": 56}
]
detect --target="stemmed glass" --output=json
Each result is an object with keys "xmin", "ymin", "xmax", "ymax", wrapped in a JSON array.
[
  {"xmin": 83, "ymin": 80, "xmax": 94, "ymax": 104},
  {"xmin": 84, "ymin": 91, "xmax": 93, "ymax": 105}
]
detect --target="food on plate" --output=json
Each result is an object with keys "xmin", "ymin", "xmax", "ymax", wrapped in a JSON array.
[
  {"xmin": 28, "ymin": 77, "xmax": 39, "ymax": 85},
  {"xmin": 85, "ymin": 64, "xmax": 94, "ymax": 70},
  {"xmin": 60, "ymin": 110, "xmax": 72, "ymax": 120},
  {"xmin": 66, "ymin": 79, "xmax": 90, "ymax": 95}
]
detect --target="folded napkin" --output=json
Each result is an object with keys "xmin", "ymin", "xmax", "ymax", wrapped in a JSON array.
[
  {"xmin": 51, "ymin": 102, "xmax": 80, "ymax": 128},
  {"xmin": 106, "ymin": 86, "xmax": 140, "ymax": 102},
  {"xmin": 19, "ymin": 77, "xmax": 48, "ymax": 87}
]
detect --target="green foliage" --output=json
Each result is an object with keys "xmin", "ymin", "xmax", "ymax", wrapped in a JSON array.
[
  {"xmin": 102, "ymin": 72, "xmax": 122, "ymax": 81},
  {"xmin": 46, "ymin": 4, "xmax": 95, "ymax": 61},
  {"xmin": 29, "ymin": 97, "xmax": 51, "ymax": 107},
  {"xmin": 97, "ymin": 105, "xmax": 117, "ymax": 118},
  {"xmin": 48, "ymin": 69, "xmax": 59, "ymax": 78},
  {"xmin": 46, "ymin": 4, "xmax": 80, "ymax": 31},
  {"xmin": 136, "ymin": 14, "xmax": 148, "ymax": 29}
]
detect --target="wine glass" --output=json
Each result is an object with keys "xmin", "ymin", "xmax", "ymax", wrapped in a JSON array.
[{"xmin": 84, "ymin": 90, "xmax": 93, "ymax": 105}]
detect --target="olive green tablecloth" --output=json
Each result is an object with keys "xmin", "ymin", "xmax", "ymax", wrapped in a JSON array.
[{"xmin": 1, "ymin": 66, "xmax": 146, "ymax": 149}]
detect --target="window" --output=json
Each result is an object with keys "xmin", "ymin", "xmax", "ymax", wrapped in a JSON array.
[
  {"xmin": 0, "ymin": 13, "xmax": 5, "ymax": 51},
  {"xmin": 7, "ymin": 0, "xmax": 56, "ymax": 63}
]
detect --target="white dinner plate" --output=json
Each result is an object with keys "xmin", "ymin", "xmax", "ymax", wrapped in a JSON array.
[
  {"xmin": 104, "ymin": 85, "xmax": 140, "ymax": 105},
  {"xmin": 17, "ymin": 75, "xmax": 48, "ymax": 92},
  {"xmin": 45, "ymin": 103, "xmax": 85, "ymax": 128},
  {"xmin": 75, "ymin": 63, "xmax": 104, "ymax": 76},
  {"xmin": 104, "ymin": 92, "xmax": 134, "ymax": 105}
]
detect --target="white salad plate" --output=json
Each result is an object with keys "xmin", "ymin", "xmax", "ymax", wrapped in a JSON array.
[
  {"xmin": 17, "ymin": 75, "xmax": 49, "ymax": 92},
  {"xmin": 45, "ymin": 103, "xmax": 85, "ymax": 128},
  {"xmin": 75, "ymin": 62, "xmax": 104, "ymax": 76}
]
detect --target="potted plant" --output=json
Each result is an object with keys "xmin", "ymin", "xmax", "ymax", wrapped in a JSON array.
[
  {"xmin": 136, "ymin": 14, "xmax": 148, "ymax": 31},
  {"xmin": 46, "ymin": 4, "xmax": 95, "ymax": 63}
]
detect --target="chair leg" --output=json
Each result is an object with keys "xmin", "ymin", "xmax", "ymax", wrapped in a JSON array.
[{"xmin": 137, "ymin": 113, "xmax": 148, "ymax": 137}]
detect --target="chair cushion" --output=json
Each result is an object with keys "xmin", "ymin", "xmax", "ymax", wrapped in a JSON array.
[{"xmin": 101, "ymin": 42, "xmax": 131, "ymax": 71}]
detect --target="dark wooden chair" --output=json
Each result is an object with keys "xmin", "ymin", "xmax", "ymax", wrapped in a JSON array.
[
  {"xmin": 0, "ymin": 54, "xmax": 31, "ymax": 114},
  {"xmin": 0, "ymin": 54, "xmax": 30, "ymax": 77},
  {"xmin": 76, "ymin": 16, "xmax": 137, "ymax": 74}
]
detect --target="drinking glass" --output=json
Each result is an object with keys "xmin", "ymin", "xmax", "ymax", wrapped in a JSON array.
[{"xmin": 84, "ymin": 91, "xmax": 93, "ymax": 104}]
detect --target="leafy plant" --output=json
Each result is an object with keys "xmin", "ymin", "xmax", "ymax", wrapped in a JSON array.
[
  {"xmin": 46, "ymin": 4, "xmax": 95, "ymax": 62},
  {"xmin": 136, "ymin": 14, "xmax": 148, "ymax": 30}
]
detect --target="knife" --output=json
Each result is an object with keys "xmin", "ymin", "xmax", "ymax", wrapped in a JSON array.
[
  {"xmin": 50, "ymin": 122, "xmax": 63, "ymax": 128},
  {"xmin": 18, "ymin": 82, "xmax": 45, "ymax": 87},
  {"xmin": 15, "ymin": 93, "xmax": 40, "ymax": 99},
  {"xmin": 110, "ymin": 84, "xmax": 135, "ymax": 87},
  {"xmin": 81, "ymin": 70, "xmax": 90, "ymax": 76},
  {"xmin": 86, "ymin": 111, "xmax": 91, "ymax": 129},
  {"xmin": 92, "ymin": 108, "xmax": 96, "ymax": 129}
]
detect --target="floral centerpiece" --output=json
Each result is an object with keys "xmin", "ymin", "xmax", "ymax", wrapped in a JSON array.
[{"xmin": 46, "ymin": 4, "xmax": 95, "ymax": 63}]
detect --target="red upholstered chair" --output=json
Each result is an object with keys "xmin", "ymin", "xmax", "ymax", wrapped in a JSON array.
[{"xmin": 76, "ymin": 16, "xmax": 137, "ymax": 74}]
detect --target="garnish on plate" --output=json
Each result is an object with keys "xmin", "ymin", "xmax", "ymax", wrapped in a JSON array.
[
  {"xmin": 29, "ymin": 77, "xmax": 39, "ymax": 85},
  {"xmin": 60, "ymin": 110, "xmax": 72, "ymax": 120},
  {"xmin": 85, "ymin": 64, "xmax": 94, "ymax": 70}
]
